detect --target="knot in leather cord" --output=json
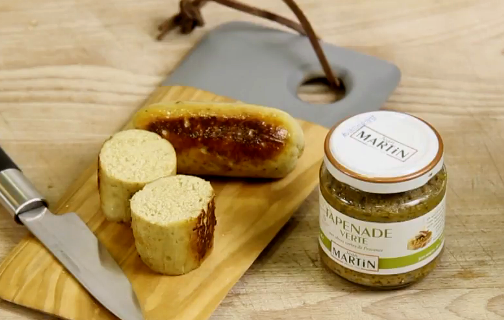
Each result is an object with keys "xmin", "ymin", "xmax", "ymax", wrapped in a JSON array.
[{"xmin": 170, "ymin": 0, "xmax": 206, "ymax": 35}]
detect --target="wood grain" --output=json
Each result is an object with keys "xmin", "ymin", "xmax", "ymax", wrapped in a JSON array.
[
  {"xmin": 0, "ymin": 85, "xmax": 328, "ymax": 320},
  {"xmin": 0, "ymin": 0, "xmax": 504, "ymax": 319}
]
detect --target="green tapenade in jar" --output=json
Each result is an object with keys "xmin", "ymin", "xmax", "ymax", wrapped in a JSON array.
[{"xmin": 318, "ymin": 110, "xmax": 447, "ymax": 289}]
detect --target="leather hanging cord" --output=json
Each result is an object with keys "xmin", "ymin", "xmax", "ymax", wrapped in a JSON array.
[
  {"xmin": 157, "ymin": 0, "xmax": 341, "ymax": 89},
  {"xmin": 158, "ymin": 0, "xmax": 309, "ymax": 38}
]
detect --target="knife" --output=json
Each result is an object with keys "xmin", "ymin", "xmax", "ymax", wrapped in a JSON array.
[{"xmin": 0, "ymin": 146, "xmax": 143, "ymax": 320}]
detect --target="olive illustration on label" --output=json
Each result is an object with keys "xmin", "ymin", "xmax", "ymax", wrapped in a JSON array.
[{"xmin": 407, "ymin": 230, "xmax": 433, "ymax": 250}]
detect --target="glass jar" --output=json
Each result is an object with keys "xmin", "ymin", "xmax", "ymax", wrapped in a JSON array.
[{"xmin": 318, "ymin": 110, "xmax": 447, "ymax": 289}]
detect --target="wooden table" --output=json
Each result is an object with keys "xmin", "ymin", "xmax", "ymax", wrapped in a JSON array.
[{"xmin": 1, "ymin": 0, "xmax": 504, "ymax": 319}]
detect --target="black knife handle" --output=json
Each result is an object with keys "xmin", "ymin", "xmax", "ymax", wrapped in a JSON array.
[
  {"xmin": 0, "ymin": 145, "xmax": 46, "ymax": 223},
  {"xmin": 0, "ymin": 145, "xmax": 19, "ymax": 172}
]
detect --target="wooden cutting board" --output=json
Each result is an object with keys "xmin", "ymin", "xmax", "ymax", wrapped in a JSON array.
[{"xmin": 0, "ymin": 85, "xmax": 328, "ymax": 320}]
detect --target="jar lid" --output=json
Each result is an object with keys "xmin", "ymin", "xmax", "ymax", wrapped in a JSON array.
[{"xmin": 324, "ymin": 110, "xmax": 444, "ymax": 194}]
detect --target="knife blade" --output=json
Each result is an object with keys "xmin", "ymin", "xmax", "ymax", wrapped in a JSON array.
[{"xmin": 0, "ymin": 146, "xmax": 143, "ymax": 320}]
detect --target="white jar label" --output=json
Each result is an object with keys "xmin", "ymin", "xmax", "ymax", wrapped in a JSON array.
[{"xmin": 319, "ymin": 189, "xmax": 445, "ymax": 275}]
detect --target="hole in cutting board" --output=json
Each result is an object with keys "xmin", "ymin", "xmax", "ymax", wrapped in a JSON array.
[{"xmin": 297, "ymin": 75, "xmax": 346, "ymax": 104}]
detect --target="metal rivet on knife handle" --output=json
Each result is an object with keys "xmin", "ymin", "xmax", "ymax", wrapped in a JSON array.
[{"xmin": 0, "ymin": 146, "xmax": 46, "ymax": 223}]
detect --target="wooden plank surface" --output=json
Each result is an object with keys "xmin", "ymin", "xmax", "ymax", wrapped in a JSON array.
[{"xmin": 0, "ymin": 0, "xmax": 504, "ymax": 319}]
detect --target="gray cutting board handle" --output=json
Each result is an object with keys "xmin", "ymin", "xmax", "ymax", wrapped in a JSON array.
[{"xmin": 163, "ymin": 21, "xmax": 401, "ymax": 128}]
